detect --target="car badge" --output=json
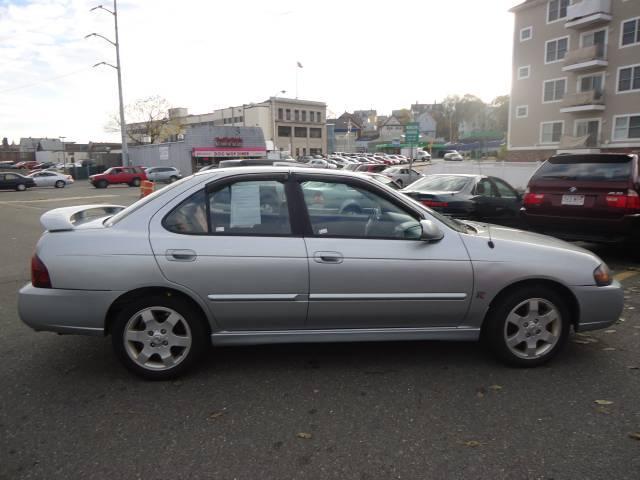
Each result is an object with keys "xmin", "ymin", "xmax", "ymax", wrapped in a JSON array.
[{"xmin": 569, "ymin": 187, "xmax": 578, "ymax": 193}]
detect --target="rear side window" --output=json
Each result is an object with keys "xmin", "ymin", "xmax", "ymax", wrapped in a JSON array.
[
  {"xmin": 409, "ymin": 175, "xmax": 471, "ymax": 192},
  {"xmin": 532, "ymin": 155, "xmax": 633, "ymax": 182}
]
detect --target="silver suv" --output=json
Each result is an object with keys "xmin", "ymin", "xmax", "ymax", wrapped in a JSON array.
[{"xmin": 145, "ymin": 166, "xmax": 182, "ymax": 183}]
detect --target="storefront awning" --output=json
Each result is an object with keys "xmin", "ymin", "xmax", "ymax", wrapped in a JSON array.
[{"xmin": 192, "ymin": 147, "xmax": 266, "ymax": 158}]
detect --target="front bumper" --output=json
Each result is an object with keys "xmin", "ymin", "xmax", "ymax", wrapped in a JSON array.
[
  {"xmin": 18, "ymin": 284, "xmax": 123, "ymax": 336},
  {"xmin": 570, "ymin": 280, "xmax": 624, "ymax": 332}
]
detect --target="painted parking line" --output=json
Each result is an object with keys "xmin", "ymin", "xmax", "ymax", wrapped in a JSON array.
[
  {"xmin": 0, "ymin": 195, "xmax": 119, "ymax": 204},
  {"xmin": 614, "ymin": 270, "xmax": 640, "ymax": 282}
]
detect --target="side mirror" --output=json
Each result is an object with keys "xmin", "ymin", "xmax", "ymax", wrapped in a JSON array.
[{"xmin": 420, "ymin": 219, "xmax": 444, "ymax": 242}]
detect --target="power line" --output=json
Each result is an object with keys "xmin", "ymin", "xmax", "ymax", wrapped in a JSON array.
[{"xmin": 0, "ymin": 67, "xmax": 95, "ymax": 95}]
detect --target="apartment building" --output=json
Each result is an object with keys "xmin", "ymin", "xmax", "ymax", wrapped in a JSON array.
[{"xmin": 509, "ymin": 0, "xmax": 640, "ymax": 160}]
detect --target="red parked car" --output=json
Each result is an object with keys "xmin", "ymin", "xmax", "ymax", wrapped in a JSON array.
[
  {"xmin": 89, "ymin": 166, "xmax": 147, "ymax": 188},
  {"xmin": 521, "ymin": 153, "xmax": 640, "ymax": 245}
]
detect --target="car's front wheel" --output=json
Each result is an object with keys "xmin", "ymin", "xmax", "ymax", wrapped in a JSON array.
[
  {"xmin": 111, "ymin": 295, "xmax": 209, "ymax": 380},
  {"xmin": 484, "ymin": 286, "xmax": 570, "ymax": 367},
  {"xmin": 130, "ymin": 178, "xmax": 141, "ymax": 187},
  {"xmin": 16, "ymin": 183, "xmax": 26, "ymax": 191},
  {"xmin": 54, "ymin": 180, "xmax": 65, "ymax": 188},
  {"xmin": 96, "ymin": 180, "xmax": 108, "ymax": 189},
  {"xmin": 169, "ymin": 176, "xmax": 178, "ymax": 183}
]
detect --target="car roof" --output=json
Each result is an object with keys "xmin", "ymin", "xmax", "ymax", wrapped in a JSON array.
[{"xmin": 193, "ymin": 165, "xmax": 382, "ymax": 179}]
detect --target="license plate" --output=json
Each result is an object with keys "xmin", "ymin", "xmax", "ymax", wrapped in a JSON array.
[{"xmin": 561, "ymin": 194, "xmax": 585, "ymax": 206}]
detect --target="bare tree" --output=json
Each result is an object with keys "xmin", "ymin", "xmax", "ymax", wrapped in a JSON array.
[{"xmin": 105, "ymin": 95, "xmax": 184, "ymax": 145}]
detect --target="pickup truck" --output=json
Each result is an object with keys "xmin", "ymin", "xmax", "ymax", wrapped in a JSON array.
[{"xmin": 89, "ymin": 166, "xmax": 147, "ymax": 188}]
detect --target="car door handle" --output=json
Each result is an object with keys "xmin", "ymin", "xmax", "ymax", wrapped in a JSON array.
[
  {"xmin": 313, "ymin": 251, "xmax": 344, "ymax": 264},
  {"xmin": 166, "ymin": 249, "xmax": 197, "ymax": 262}
]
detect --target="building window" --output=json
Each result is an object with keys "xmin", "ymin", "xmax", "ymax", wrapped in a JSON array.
[
  {"xmin": 547, "ymin": 0, "xmax": 569, "ymax": 23},
  {"xmin": 317, "ymin": 112, "xmax": 322, "ymax": 123},
  {"xmin": 516, "ymin": 106, "xmax": 529, "ymax": 119},
  {"xmin": 310, "ymin": 111, "xmax": 315, "ymax": 122},
  {"xmin": 294, "ymin": 127, "xmax": 307, "ymax": 138},
  {"xmin": 617, "ymin": 65, "xmax": 640, "ymax": 93},
  {"xmin": 613, "ymin": 115, "xmax": 640, "ymax": 140},
  {"xmin": 302, "ymin": 110, "xmax": 307, "ymax": 122},
  {"xmin": 540, "ymin": 122, "xmax": 563, "ymax": 144},
  {"xmin": 545, "ymin": 37, "xmax": 569, "ymax": 63},
  {"xmin": 578, "ymin": 73, "xmax": 604, "ymax": 94},
  {"xmin": 310, "ymin": 128, "xmax": 322, "ymax": 138},
  {"xmin": 621, "ymin": 18, "xmax": 640, "ymax": 47},
  {"xmin": 286, "ymin": 109, "xmax": 291, "ymax": 121},
  {"xmin": 294, "ymin": 110, "xmax": 299, "ymax": 121},
  {"xmin": 278, "ymin": 126, "xmax": 292, "ymax": 137},
  {"xmin": 543, "ymin": 78, "xmax": 567, "ymax": 103},
  {"xmin": 518, "ymin": 66, "xmax": 530, "ymax": 80},
  {"xmin": 520, "ymin": 26, "xmax": 532, "ymax": 42},
  {"xmin": 278, "ymin": 108, "xmax": 283, "ymax": 120}
]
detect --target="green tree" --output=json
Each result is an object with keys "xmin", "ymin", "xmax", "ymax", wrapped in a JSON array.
[{"xmin": 491, "ymin": 95, "xmax": 510, "ymax": 135}]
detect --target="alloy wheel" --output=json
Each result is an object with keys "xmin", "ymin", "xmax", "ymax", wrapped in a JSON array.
[{"xmin": 503, "ymin": 298, "xmax": 561, "ymax": 360}]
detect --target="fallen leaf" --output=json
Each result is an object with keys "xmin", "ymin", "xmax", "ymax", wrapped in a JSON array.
[
  {"xmin": 604, "ymin": 330, "xmax": 616, "ymax": 334},
  {"xmin": 594, "ymin": 400, "xmax": 614, "ymax": 405},
  {"xmin": 627, "ymin": 366, "xmax": 639, "ymax": 370},
  {"xmin": 296, "ymin": 432, "xmax": 312, "ymax": 439},
  {"xmin": 572, "ymin": 339, "xmax": 591, "ymax": 345},
  {"xmin": 488, "ymin": 385, "xmax": 503, "ymax": 391},
  {"xmin": 629, "ymin": 432, "xmax": 640, "ymax": 441},
  {"xmin": 626, "ymin": 306, "xmax": 636, "ymax": 310},
  {"xmin": 476, "ymin": 387, "xmax": 486, "ymax": 398},
  {"xmin": 595, "ymin": 407, "xmax": 610, "ymax": 415},
  {"xmin": 462, "ymin": 440, "xmax": 481, "ymax": 447},
  {"xmin": 208, "ymin": 411, "xmax": 226, "ymax": 420},
  {"xmin": 602, "ymin": 347, "xmax": 616, "ymax": 351}
]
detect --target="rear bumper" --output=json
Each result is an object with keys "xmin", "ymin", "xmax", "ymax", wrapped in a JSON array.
[
  {"xmin": 522, "ymin": 211, "xmax": 640, "ymax": 243},
  {"xmin": 571, "ymin": 281, "xmax": 624, "ymax": 332},
  {"xmin": 18, "ymin": 284, "xmax": 123, "ymax": 336}
]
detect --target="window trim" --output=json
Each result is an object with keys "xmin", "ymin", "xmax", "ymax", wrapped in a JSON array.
[
  {"xmin": 616, "ymin": 63, "xmax": 640, "ymax": 94},
  {"xmin": 619, "ymin": 17, "xmax": 640, "ymax": 49},
  {"xmin": 520, "ymin": 26, "xmax": 533, "ymax": 42},
  {"xmin": 544, "ymin": 36, "xmax": 570, "ymax": 64},
  {"xmin": 542, "ymin": 77, "xmax": 568, "ymax": 104},
  {"xmin": 515, "ymin": 105, "xmax": 529, "ymax": 119},
  {"xmin": 517, "ymin": 65, "xmax": 531, "ymax": 80},
  {"xmin": 611, "ymin": 113, "xmax": 640, "ymax": 142},
  {"xmin": 540, "ymin": 121, "xmax": 565, "ymax": 145}
]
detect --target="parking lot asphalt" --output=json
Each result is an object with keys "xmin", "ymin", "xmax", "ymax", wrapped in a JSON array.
[{"xmin": 1, "ymin": 182, "xmax": 639, "ymax": 479}]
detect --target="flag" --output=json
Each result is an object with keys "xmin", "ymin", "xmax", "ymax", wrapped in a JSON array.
[{"xmin": 297, "ymin": 61, "xmax": 303, "ymax": 68}]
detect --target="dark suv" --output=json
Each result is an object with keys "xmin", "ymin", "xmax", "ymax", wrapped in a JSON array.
[{"xmin": 521, "ymin": 153, "xmax": 640, "ymax": 244}]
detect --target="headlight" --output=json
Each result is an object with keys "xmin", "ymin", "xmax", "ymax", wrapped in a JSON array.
[{"xmin": 593, "ymin": 264, "xmax": 612, "ymax": 286}]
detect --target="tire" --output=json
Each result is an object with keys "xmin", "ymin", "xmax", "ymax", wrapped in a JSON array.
[
  {"xmin": 131, "ymin": 178, "xmax": 141, "ymax": 187},
  {"xmin": 169, "ymin": 176, "xmax": 178, "ymax": 183},
  {"xmin": 54, "ymin": 180, "xmax": 65, "ymax": 188},
  {"xmin": 16, "ymin": 183, "xmax": 26, "ymax": 191},
  {"xmin": 111, "ymin": 295, "xmax": 209, "ymax": 380},
  {"xmin": 96, "ymin": 180, "xmax": 108, "ymax": 189},
  {"xmin": 483, "ymin": 286, "xmax": 571, "ymax": 367}
]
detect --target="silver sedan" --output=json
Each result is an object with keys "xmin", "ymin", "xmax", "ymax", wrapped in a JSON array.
[
  {"xmin": 19, "ymin": 167, "xmax": 624, "ymax": 379},
  {"xmin": 28, "ymin": 171, "xmax": 74, "ymax": 188}
]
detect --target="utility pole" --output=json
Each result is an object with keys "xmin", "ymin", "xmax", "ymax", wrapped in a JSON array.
[{"xmin": 86, "ymin": 1, "xmax": 129, "ymax": 166}]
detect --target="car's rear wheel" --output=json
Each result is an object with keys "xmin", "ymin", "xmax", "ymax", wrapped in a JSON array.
[
  {"xmin": 96, "ymin": 180, "xmax": 108, "ymax": 189},
  {"xmin": 484, "ymin": 286, "xmax": 570, "ymax": 367},
  {"xmin": 16, "ymin": 183, "xmax": 26, "ymax": 191},
  {"xmin": 54, "ymin": 180, "xmax": 65, "ymax": 188},
  {"xmin": 130, "ymin": 178, "xmax": 141, "ymax": 187},
  {"xmin": 169, "ymin": 176, "xmax": 178, "ymax": 183},
  {"xmin": 112, "ymin": 295, "xmax": 209, "ymax": 380}
]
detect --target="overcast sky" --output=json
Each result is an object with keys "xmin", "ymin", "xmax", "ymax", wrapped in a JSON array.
[{"xmin": 0, "ymin": 0, "xmax": 522, "ymax": 144}]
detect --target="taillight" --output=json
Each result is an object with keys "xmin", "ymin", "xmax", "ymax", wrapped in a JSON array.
[
  {"xmin": 31, "ymin": 255, "xmax": 52, "ymax": 288},
  {"xmin": 420, "ymin": 199, "xmax": 449, "ymax": 208},
  {"xmin": 605, "ymin": 190, "xmax": 640, "ymax": 212},
  {"xmin": 523, "ymin": 189, "xmax": 544, "ymax": 206}
]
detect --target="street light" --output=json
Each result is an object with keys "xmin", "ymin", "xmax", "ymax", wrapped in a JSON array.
[{"xmin": 86, "ymin": 1, "xmax": 128, "ymax": 166}]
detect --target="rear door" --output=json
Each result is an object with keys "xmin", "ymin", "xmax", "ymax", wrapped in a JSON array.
[
  {"xmin": 149, "ymin": 173, "xmax": 309, "ymax": 331},
  {"xmin": 488, "ymin": 177, "xmax": 523, "ymax": 227}
]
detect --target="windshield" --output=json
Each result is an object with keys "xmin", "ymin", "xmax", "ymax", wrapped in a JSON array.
[
  {"xmin": 408, "ymin": 175, "xmax": 471, "ymax": 192},
  {"xmin": 534, "ymin": 155, "xmax": 633, "ymax": 182}
]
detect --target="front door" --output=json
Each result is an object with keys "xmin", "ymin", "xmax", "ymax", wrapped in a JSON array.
[
  {"xmin": 149, "ymin": 175, "xmax": 308, "ymax": 331},
  {"xmin": 297, "ymin": 177, "xmax": 472, "ymax": 329}
]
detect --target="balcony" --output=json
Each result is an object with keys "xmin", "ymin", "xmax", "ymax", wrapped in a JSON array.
[
  {"xmin": 560, "ymin": 90, "xmax": 605, "ymax": 113},
  {"xmin": 562, "ymin": 44, "xmax": 607, "ymax": 72},
  {"xmin": 565, "ymin": 0, "xmax": 612, "ymax": 29}
]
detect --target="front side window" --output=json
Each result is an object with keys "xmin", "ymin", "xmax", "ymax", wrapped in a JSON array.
[
  {"xmin": 543, "ymin": 78, "xmax": 566, "ymax": 102},
  {"xmin": 301, "ymin": 180, "xmax": 421, "ymax": 240},
  {"xmin": 618, "ymin": 65, "xmax": 640, "ymax": 93},
  {"xmin": 546, "ymin": 37, "xmax": 568, "ymax": 63},
  {"xmin": 475, "ymin": 178, "xmax": 496, "ymax": 197},
  {"xmin": 548, "ymin": 0, "xmax": 569, "ymax": 23},
  {"xmin": 541, "ymin": 122, "xmax": 563, "ymax": 144},
  {"xmin": 492, "ymin": 178, "xmax": 518, "ymax": 199},
  {"xmin": 164, "ymin": 180, "xmax": 291, "ymax": 235},
  {"xmin": 622, "ymin": 18, "xmax": 640, "ymax": 47}
]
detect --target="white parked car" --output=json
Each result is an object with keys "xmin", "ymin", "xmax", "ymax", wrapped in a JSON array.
[
  {"xmin": 444, "ymin": 152, "xmax": 464, "ymax": 161},
  {"xmin": 309, "ymin": 159, "xmax": 337, "ymax": 169},
  {"xmin": 145, "ymin": 166, "xmax": 182, "ymax": 183},
  {"xmin": 382, "ymin": 166, "xmax": 423, "ymax": 188},
  {"xmin": 27, "ymin": 171, "xmax": 74, "ymax": 188}
]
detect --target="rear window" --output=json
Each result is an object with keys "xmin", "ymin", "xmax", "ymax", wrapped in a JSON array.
[
  {"xmin": 409, "ymin": 175, "xmax": 471, "ymax": 192},
  {"xmin": 533, "ymin": 155, "xmax": 634, "ymax": 182}
]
